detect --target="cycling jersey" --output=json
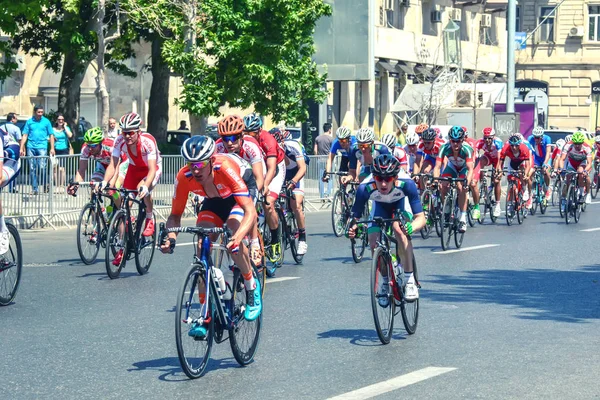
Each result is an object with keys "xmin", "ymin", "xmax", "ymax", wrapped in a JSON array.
[
  {"xmin": 403, "ymin": 144, "xmax": 418, "ymax": 173},
  {"xmin": 348, "ymin": 142, "xmax": 390, "ymax": 170},
  {"xmin": 330, "ymin": 136, "xmax": 357, "ymax": 157},
  {"xmin": 282, "ymin": 139, "xmax": 307, "ymax": 195},
  {"xmin": 215, "ymin": 135, "xmax": 265, "ymax": 166},
  {"xmin": 81, "ymin": 137, "xmax": 116, "ymax": 168},
  {"xmin": 527, "ymin": 134, "xmax": 552, "ymax": 165},
  {"xmin": 417, "ymin": 138, "xmax": 445, "ymax": 158},
  {"xmin": 551, "ymin": 146, "xmax": 562, "ymax": 162},
  {"xmin": 464, "ymin": 137, "xmax": 477, "ymax": 150},
  {"xmin": 437, "ymin": 142, "xmax": 474, "ymax": 178},
  {"xmin": 112, "ymin": 133, "xmax": 163, "ymax": 168},
  {"xmin": 255, "ymin": 129, "xmax": 285, "ymax": 164},
  {"xmin": 392, "ymin": 146, "xmax": 409, "ymax": 169},
  {"xmin": 0, "ymin": 138, "xmax": 19, "ymax": 188},
  {"xmin": 594, "ymin": 143, "xmax": 600, "ymax": 160},
  {"xmin": 475, "ymin": 138, "xmax": 503, "ymax": 162},
  {"xmin": 562, "ymin": 142, "xmax": 592, "ymax": 169},
  {"xmin": 499, "ymin": 142, "xmax": 532, "ymax": 172}
]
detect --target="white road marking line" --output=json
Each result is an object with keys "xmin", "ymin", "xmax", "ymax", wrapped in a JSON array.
[
  {"xmin": 267, "ymin": 277, "xmax": 300, "ymax": 283},
  {"xmin": 589, "ymin": 201, "xmax": 600, "ymax": 205},
  {"xmin": 580, "ymin": 227, "xmax": 600, "ymax": 232},
  {"xmin": 175, "ymin": 242, "xmax": 195, "ymax": 247},
  {"xmin": 328, "ymin": 367, "xmax": 457, "ymax": 400},
  {"xmin": 24, "ymin": 263, "xmax": 61, "ymax": 268},
  {"xmin": 433, "ymin": 244, "xmax": 500, "ymax": 254}
]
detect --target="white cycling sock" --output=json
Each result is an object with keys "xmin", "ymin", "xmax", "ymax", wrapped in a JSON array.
[
  {"xmin": 145, "ymin": 211, "xmax": 153, "ymax": 220},
  {"xmin": 0, "ymin": 215, "xmax": 6, "ymax": 233}
]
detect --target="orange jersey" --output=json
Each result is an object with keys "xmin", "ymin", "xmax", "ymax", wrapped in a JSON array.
[{"xmin": 171, "ymin": 154, "xmax": 250, "ymax": 216}]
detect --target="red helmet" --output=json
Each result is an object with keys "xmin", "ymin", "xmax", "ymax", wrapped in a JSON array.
[
  {"xmin": 461, "ymin": 126, "xmax": 469, "ymax": 137},
  {"xmin": 483, "ymin": 127, "xmax": 495, "ymax": 137}
]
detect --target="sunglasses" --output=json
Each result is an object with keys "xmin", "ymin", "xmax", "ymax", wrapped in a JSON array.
[
  {"xmin": 122, "ymin": 130, "xmax": 139, "ymax": 137},
  {"xmin": 358, "ymin": 144, "xmax": 371, "ymax": 150},
  {"xmin": 222, "ymin": 134, "xmax": 241, "ymax": 143},
  {"xmin": 338, "ymin": 138, "xmax": 349, "ymax": 144},
  {"xmin": 374, "ymin": 175, "xmax": 395, "ymax": 183},
  {"xmin": 87, "ymin": 143, "xmax": 100, "ymax": 149},
  {"xmin": 423, "ymin": 140, "xmax": 434, "ymax": 144},
  {"xmin": 188, "ymin": 160, "xmax": 210, "ymax": 170},
  {"xmin": 450, "ymin": 140, "xmax": 463, "ymax": 144}
]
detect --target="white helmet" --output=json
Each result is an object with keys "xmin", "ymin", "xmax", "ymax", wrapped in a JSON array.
[
  {"xmin": 532, "ymin": 126, "xmax": 544, "ymax": 137},
  {"xmin": 181, "ymin": 135, "xmax": 215, "ymax": 162},
  {"xmin": 565, "ymin": 134, "xmax": 573, "ymax": 143},
  {"xmin": 336, "ymin": 126, "xmax": 352, "ymax": 139},
  {"xmin": 380, "ymin": 133, "xmax": 397, "ymax": 150},
  {"xmin": 356, "ymin": 127, "xmax": 375, "ymax": 143},
  {"xmin": 555, "ymin": 139, "xmax": 566, "ymax": 150},
  {"xmin": 594, "ymin": 136, "xmax": 600, "ymax": 144},
  {"xmin": 119, "ymin": 112, "xmax": 142, "ymax": 132},
  {"xmin": 405, "ymin": 132, "xmax": 420, "ymax": 146}
]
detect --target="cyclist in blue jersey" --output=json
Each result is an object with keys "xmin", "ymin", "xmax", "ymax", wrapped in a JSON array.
[
  {"xmin": 341, "ymin": 128, "xmax": 390, "ymax": 184},
  {"xmin": 347, "ymin": 154, "xmax": 425, "ymax": 302},
  {"xmin": 527, "ymin": 126, "xmax": 553, "ymax": 201},
  {"xmin": 322, "ymin": 127, "xmax": 356, "ymax": 184}
]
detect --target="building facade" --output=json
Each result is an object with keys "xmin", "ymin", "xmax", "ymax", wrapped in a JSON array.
[{"xmin": 516, "ymin": 0, "xmax": 600, "ymax": 131}]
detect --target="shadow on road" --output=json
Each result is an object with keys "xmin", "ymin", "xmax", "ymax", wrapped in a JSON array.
[
  {"xmin": 129, "ymin": 356, "xmax": 239, "ymax": 381},
  {"xmin": 427, "ymin": 265, "xmax": 600, "ymax": 323},
  {"xmin": 321, "ymin": 256, "xmax": 358, "ymax": 264},
  {"xmin": 77, "ymin": 271, "xmax": 140, "ymax": 279},
  {"xmin": 317, "ymin": 328, "xmax": 407, "ymax": 346}
]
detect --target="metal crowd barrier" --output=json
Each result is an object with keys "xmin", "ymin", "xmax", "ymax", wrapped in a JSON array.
[{"xmin": 2, "ymin": 154, "xmax": 338, "ymax": 230}]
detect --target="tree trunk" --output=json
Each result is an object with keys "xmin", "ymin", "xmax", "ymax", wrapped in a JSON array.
[
  {"xmin": 96, "ymin": 0, "xmax": 111, "ymax": 133},
  {"xmin": 182, "ymin": 0, "xmax": 206, "ymax": 136},
  {"xmin": 58, "ymin": 52, "xmax": 88, "ymax": 137},
  {"xmin": 147, "ymin": 36, "xmax": 170, "ymax": 141}
]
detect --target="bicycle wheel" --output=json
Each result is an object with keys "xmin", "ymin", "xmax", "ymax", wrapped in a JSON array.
[
  {"xmin": 229, "ymin": 267, "xmax": 262, "ymax": 366},
  {"xmin": 477, "ymin": 183, "xmax": 487, "ymax": 224},
  {"xmin": 574, "ymin": 186, "xmax": 582, "ymax": 223},
  {"xmin": 552, "ymin": 179, "xmax": 562, "ymax": 207},
  {"xmin": 105, "ymin": 209, "xmax": 128, "ymax": 279},
  {"xmin": 466, "ymin": 199, "xmax": 475, "ymax": 228},
  {"xmin": 440, "ymin": 195, "xmax": 454, "ymax": 251},
  {"xmin": 371, "ymin": 247, "xmax": 394, "ymax": 344},
  {"xmin": 433, "ymin": 194, "xmax": 442, "ymax": 237},
  {"xmin": 255, "ymin": 230, "xmax": 266, "ymax": 294},
  {"xmin": 400, "ymin": 254, "xmax": 419, "ymax": 335},
  {"xmin": 489, "ymin": 190, "xmax": 499, "ymax": 224},
  {"xmin": 529, "ymin": 183, "xmax": 538, "ymax": 216},
  {"xmin": 0, "ymin": 224, "xmax": 23, "ymax": 306},
  {"xmin": 287, "ymin": 212, "xmax": 303, "ymax": 264},
  {"xmin": 593, "ymin": 172, "xmax": 600, "ymax": 199},
  {"xmin": 539, "ymin": 182, "xmax": 548, "ymax": 215},
  {"xmin": 134, "ymin": 213, "xmax": 156, "ymax": 275},
  {"xmin": 419, "ymin": 191, "xmax": 433, "ymax": 239},
  {"xmin": 77, "ymin": 203, "xmax": 101, "ymax": 265},
  {"xmin": 351, "ymin": 225, "xmax": 367, "ymax": 263},
  {"xmin": 565, "ymin": 184, "xmax": 574, "ymax": 224},
  {"xmin": 516, "ymin": 190, "xmax": 524, "ymax": 225},
  {"xmin": 331, "ymin": 190, "xmax": 345, "ymax": 237},
  {"xmin": 454, "ymin": 207, "xmax": 465, "ymax": 249},
  {"xmin": 264, "ymin": 211, "xmax": 284, "ymax": 276},
  {"xmin": 175, "ymin": 264, "xmax": 214, "ymax": 379},
  {"xmin": 505, "ymin": 184, "xmax": 515, "ymax": 226}
]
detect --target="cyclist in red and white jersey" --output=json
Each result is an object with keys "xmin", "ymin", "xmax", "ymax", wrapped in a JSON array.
[
  {"xmin": 243, "ymin": 113, "xmax": 286, "ymax": 261},
  {"xmin": 102, "ymin": 112, "xmax": 162, "ymax": 240},
  {"xmin": 380, "ymin": 133, "xmax": 409, "ymax": 173},
  {"xmin": 414, "ymin": 128, "xmax": 445, "ymax": 189},
  {"xmin": 473, "ymin": 127, "xmax": 503, "ymax": 217},
  {"xmin": 558, "ymin": 131, "xmax": 592, "ymax": 205}
]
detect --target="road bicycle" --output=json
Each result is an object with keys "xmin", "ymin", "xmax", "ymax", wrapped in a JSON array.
[
  {"xmin": 349, "ymin": 204, "xmax": 369, "ymax": 263},
  {"xmin": 0, "ymin": 222, "xmax": 23, "ymax": 306},
  {"xmin": 529, "ymin": 166, "xmax": 548, "ymax": 215},
  {"xmin": 278, "ymin": 185, "xmax": 305, "ymax": 265},
  {"xmin": 327, "ymin": 171, "xmax": 356, "ymax": 237},
  {"xmin": 591, "ymin": 160, "xmax": 600, "ymax": 199},
  {"xmin": 415, "ymin": 173, "xmax": 441, "ymax": 239},
  {"xmin": 563, "ymin": 170, "xmax": 587, "ymax": 224},
  {"xmin": 503, "ymin": 169, "xmax": 527, "ymax": 226},
  {"xmin": 476, "ymin": 169, "xmax": 499, "ymax": 224},
  {"xmin": 436, "ymin": 177, "xmax": 467, "ymax": 251},
  {"xmin": 73, "ymin": 182, "xmax": 117, "ymax": 264},
  {"xmin": 104, "ymin": 187, "xmax": 157, "ymax": 278},
  {"xmin": 353, "ymin": 215, "xmax": 419, "ymax": 344},
  {"xmin": 159, "ymin": 223, "xmax": 262, "ymax": 379},
  {"xmin": 551, "ymin": 169, "xmax": 564, "ymax": 209}
]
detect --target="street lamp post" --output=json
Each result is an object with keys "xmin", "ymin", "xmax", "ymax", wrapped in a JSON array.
[{"xmin": 507, "ymin": 0, "xmax": 516, "ymax": 113}]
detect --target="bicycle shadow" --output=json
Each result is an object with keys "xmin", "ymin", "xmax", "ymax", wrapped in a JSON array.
[
  {"xmin": 128, "ymin": 356, "xmax": 239, "ymax": 381},
  {"xmin": 58, "ymin": 258, "xmax": 99, "ymax": 266},
  {"xmin": 321, "ymin": 256, "xmax": 360, "ymax": 264},
  {"xmin": 317, "ymin": 328, "xmax": 407, "ymax": 346},
  {"xmin": 77, "ymin": 271, "xmax": 140, "ymax": 280}
]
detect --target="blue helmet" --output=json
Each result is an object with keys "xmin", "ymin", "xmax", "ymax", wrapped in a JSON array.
[
  {"xmin": 508, "ymin": 133, "xmax": 522, "ymax": 145},
  {"xmin": 243, "ymin": 113, "xmax": 263, "ymax": 132},
  {"xmin": 448, "ymin": 126, "xmax": 465, "ymax": 141}
]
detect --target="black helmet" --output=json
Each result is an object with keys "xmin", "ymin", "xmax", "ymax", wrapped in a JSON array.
[
  {"xmin": 372, "ymin": 154, "xmax": 401, "ymax": 178},
  {"xmin": 421, "ymin": 128, "xmax": 437, "ymax": 141}
]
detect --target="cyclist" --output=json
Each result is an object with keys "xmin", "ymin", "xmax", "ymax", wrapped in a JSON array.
[
  {"xmin": 463, "ymin": 127, "xmax": 477, "ymax": 149},
  {"xmin": 528, "ymin": 126, "xmax": 553, "ymax": 201},
  {"xmin": 473, "ymin": 127, "xmax": 503, "ymax": 217},
  {"xmin": 497, "ymin": 133, "xmax": 532, "ymax": 208},
  {"xmin": 347, "ymin": 154, "xmax": 425, "ymax": 302},
  {"xmin": 551, "ymin": 139, "xmax": 566, "ymax": 171},
  {"xmin": 272, "ymin": 127, "xmax": 309, "ymax": 255},
  {"xmin": 243, "ymin": 113, "xmax": 286, "ymax": 262},
  {"xmin": 381, "ymin": 133, "xmax": 409, "ymax": 173},
  {"xmin": 414, "ymin": 127, "xmax": 445, "ymax": 190},
  {"xmin": 593, "ymin": 136, "xmax": 600, "ymax": 173},
  {"xmin": 403, "ymin": 132, "xmax": 420, "ymax": 174},
  {"xmin": 433, "ymin": 126, "xmax": 475, "ymax": 233},
  {"xmin": 102, "ymin": 112, "xmax": 162, "ymax": 243},
  {"xmin": 322, "ymin": 126, "xmax": 356, "ymax": 183},
  {"xmin": 215, "ymin": 115, "xmax": 265, "ymax": 265},
  {"xmin": 0, "ymin": 128, "xmax": 20, "ymax": 253},
  {"xmin": 160, "ymin": 135, "xmax": 261, "ymax": 333},
  {"xmin": 557, "ymin": 131, "xmax": 593, "ymax": 207},
  {"xmin": 341, "ymin": 128, "xmax": 390, "ymax": 184}
]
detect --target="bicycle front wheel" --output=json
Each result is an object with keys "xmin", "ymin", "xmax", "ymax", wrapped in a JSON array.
[
  {"xmin": 505, "ymin": 185, "xmax": 516, "ymax": 226},
  {"xmin": 565, "ymin": 185, "xmax": 574, "ymax": 224},
  {"xmin": 331, "ymin": 190, "xmax": 346, "ymax": 237},
  {"xmin": 229, "ymin": 267, "xmax": 262, "ymax": 366},
  {"xmin": 400, "ymin": 254, "xmax": 419, "ymax": 334},
  {"xmin": 440, "ymin": 196, "xmax": 454, "ymax": 251},
  {"xmin": 478, "ymin": 183, "xmax": 487, "ymax": 225},
  {"xmin": 176, "ymin": 265, "xmax": 214, "ymax": 379},
  {"xmin": 77, "ymin": 203, "xmax": 101, "ymax": 264},
  {"xmin": 552, "ymin": 179, "xmax": 562, "ymax": 208},
  {"xmin": 287, "ymin": 213, "xmax": 303, "ymax": 264},
  {"xmin": 420, "ymin": 191, "xmax": 433, "ymax": 239},
  {"xmin": 105, "ymin": 209, "xmax": 128, "ymax": 279},
  {"xmin": 134, "ymin": 214, "xmax": 157, "ymax": 275},
  {"xmin": 593, "ymin": 172, "xmax": 600, "ymax": 199},
  {"xmin": 371, "ymin": 247, "xmax": 394, "ymax": 344},
  {"xmin": 0, "ymin": 223, "xmax": 23, "ymax": 306}
]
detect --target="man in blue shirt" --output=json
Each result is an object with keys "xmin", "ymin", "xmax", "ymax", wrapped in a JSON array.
[
  {"xmin": 20, "ymin": 105, "xmax": 55, "ymax": 194},
  {"xmin": 527, "ymin": 126, "xmax": 552, "ymax": 201}
]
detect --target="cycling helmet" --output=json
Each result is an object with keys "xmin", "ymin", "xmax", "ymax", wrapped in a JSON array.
[
  {"xmin": 181, "ymin": 135, "xmax": 215, "ymax": 162},
  {"xmin": 83, "ymin": 127, "xmax": 103, "ymax": 144},
  {"xmin": 595, "ymin": 136, "xmax": 600, "ymax": 144},
  {"xmin": 405, "ymin": 132, "xmax": 420, "ymax": 146},
  {"xmin": 532, "ymin": 126, "xmax": 544, "ymax": 137},
  {"xmin": 119, "ymin": 112, "xmax": 142, "ymax": 132},
  {"xmin": 336, "ymin": 126, "xmax": 352, "ymax": 139},
  {"xmin": 448, "ymin": 126, "xmax": 465, "ymax": 141},
  {"xmin": 433, "ymin": 127, "xmax": 441, "ymax": 136},
  {"xmin": 218, "ymin": 115, "xmax": 245, "ymax": 136},
  {"xmin": 508, "ymin": 133, "xmax": 522, "ymax": 145},
  {"xmin": 380, "ymin": 133, "xmax": 397, "ymax": 150},
  {"xmin": 269, "ymin": 127, "xmax": 285, "ymax": 144},
  {"xmin": 372, "ymin": 154, "xmax": 401, "ymax": 178},
  {"xmin": 564, "ymin": 134, "xmax": 573, "ymax": 143},
  {"xmin": 571, "ymin": 131, "xmax": 586, "ymax": 144},
  {"xmin": 421, "ymin": 128, "xmax": 437, "ymax": 141},
  {"xmin": 243, "ymin": 113, "xmax": 263, "ymax": 132},
  {"xmin": 482, "ymin": 127, "xmax": 495, "ymax": 137},
  {"xmin": 461, "ymin": 126, "xmax": 469, "ymax": 137},
  {"xmin": 555, "ymin": 139, "xmax": 566, "ymax": 150},
  {"xmin": 282, "ymin": 128, "xmax": 291, "ymax": 141},
  {"xmin": 415, "ymin": 123, "xmax": 429, "ymax": 135},
  {"xmin": 356, "ymin": 127, "xmax": 375, "ymax": 143}
]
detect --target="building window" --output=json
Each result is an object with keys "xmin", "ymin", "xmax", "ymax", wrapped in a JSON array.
[
  {"xmin": 516, "ymin": 6, "xmax": 521, "ymax": 32},
  {"xmin": 538, "ymin": 7, "xmax": 556, "ymax": 42},
  {"xmin": 589, "ymin": 6, "xmax": 600, "ymax": 41}
]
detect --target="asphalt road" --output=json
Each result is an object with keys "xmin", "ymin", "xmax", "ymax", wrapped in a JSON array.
[{"xmin": 1, "ymin": 203, "xmax": 599, "ymax": 399}]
